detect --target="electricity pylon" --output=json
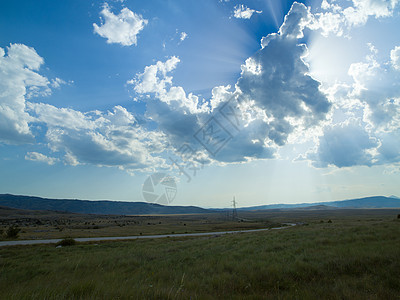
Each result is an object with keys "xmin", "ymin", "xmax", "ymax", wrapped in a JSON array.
[{"xmin": 232, "ymin": 196, "xmax": 238, "ymax": 221}]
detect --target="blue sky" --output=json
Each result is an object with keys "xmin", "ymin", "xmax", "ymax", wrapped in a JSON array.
[{"xmin": 0, "ymin": 0, "xmax": 399, "ymax": 208}]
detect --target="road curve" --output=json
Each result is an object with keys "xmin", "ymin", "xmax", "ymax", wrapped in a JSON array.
[{"xmin": 0, "ymin": 224, "xmax": 296, "ymax": 247}]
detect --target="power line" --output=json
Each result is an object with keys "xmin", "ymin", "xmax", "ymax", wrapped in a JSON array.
[{"xmin": 232, "ymin": 196, "xmax": 237, "ymax": 221}]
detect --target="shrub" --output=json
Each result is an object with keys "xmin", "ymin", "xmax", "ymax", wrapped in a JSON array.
[
  {"xmin": 57, "ymin": 238, "xmax": 77, "ymax": 247},
  {"xmin": 5, "ymin": 226, "xmax": 20, "ymax": 239}
]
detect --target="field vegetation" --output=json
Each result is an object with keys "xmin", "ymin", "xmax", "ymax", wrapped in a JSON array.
[{"xmin": 0, "ymin": 209, "xmax": 399, "ymax": 299}]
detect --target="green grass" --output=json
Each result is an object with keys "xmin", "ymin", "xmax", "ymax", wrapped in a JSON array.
[
  {"xmin": 1, "ymin": 215, "xmax": 399, "ymax": 299},
  {"xmin": 0, "ymin": 210, "xmax": 283, "ymax": 240}
]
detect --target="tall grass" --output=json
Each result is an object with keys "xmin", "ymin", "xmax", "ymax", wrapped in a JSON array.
[{"xmin": 0, "ymin": 216, "xmax": 399, "ymax": 299}]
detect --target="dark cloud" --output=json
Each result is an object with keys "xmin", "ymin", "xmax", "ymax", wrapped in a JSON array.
[
  {"xmin": 237, "ymin": 2, "xmax": 331, "ymax": 146},
  {"xmin": 134, "ymin": 2, "xmax": 331, "ymax": 166},
  {"xmin": 308, "ymin": 120, "xmax": 378, "ymax": 168}
]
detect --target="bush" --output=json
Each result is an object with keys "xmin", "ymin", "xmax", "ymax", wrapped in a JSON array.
[
  {"xmin": 57, "ymin": 238, "xmax": 77, "ymax": 247},
  {"xmin": 5, "ymin": 226, "xmax": 20, "ymax": 239}
]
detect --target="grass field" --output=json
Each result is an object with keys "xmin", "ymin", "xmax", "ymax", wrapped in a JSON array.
[
  {"xmin": 1, "ymin": 210, "xmax": 399, "ymax": 299},
  {"xmin": 0, "ymin": 207, "xmax": 284, "ymax": 240}
]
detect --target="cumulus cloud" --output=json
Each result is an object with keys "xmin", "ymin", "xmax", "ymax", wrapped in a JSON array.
[
  {"xmin": 233, "ymin": 4, "xmax": 262, "ymax": 19},
  {"xmin": 308, "ymin": 43, "xmax": 400, "ymax": 168},
  {"xmin": 309, "ymin": 9, "xmax": 345, "ymax": 37},
  {"xmin": 28, "ymin": 103, "xmax": 168, "ymax": 171},
  {"xmin": 130, "ymin": 56, "xmax": 272, "ymax": 163},
  {"xmin": 129, "ymin": 2, "xmax": 331, "ymax": 165},
  {"xmin": 348, "ymin": 46, "xmax": 400, "ymax": 132},
  {"xmin": 93, "ymin": 4, "xmax": 148, "ymax": 46},
  {"xmin": 239, "ymin": 2, "xmax": 331, "ymax": 146},
  {"xmin": 310, "ymin": 0, "xmax": 400, "ymax": 36},
  {"xmin": 128, "ymin": 56, "xmax": 209, "ymax": 114},
  {"xmin": 348, "ymin": 46, "xmax": 400, "ymax": 167},
  {"xmin": 345, "ymin": 0, "xmax": 399, "ymax": 24},
  {"xmin": 0, "ymin": 44, "xmax": 50, "ymax": 144},
  {"xmin": 25, "ymin": 152, "xmax": 59, "ymax": 165},
  {"xmin": 308, "ymin": 119, "xmax": 379, "ymax": 168},
  {"xmin": 213, "ymin": 119, "xmax": 276, "ymax": 163},
  {"xmin": 0, "ymin": 42, "xmax": 169, "ymax": 172},
  {"xmin": 6, "ymin": 1, "xmax": 398, "ymax": 174},
  {"xmin": 391, "ymin": 46, "xmax": 400, "ymax": 70},
  {"xmin": 377, "ymin": 129, "xmax": 400, "ymax": 163},
  {"xmin": 302, "ymin": 0, "xmax": 400, "ymax": 168}
]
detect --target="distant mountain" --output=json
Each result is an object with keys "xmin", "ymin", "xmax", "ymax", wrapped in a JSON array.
[
  {"xmin": 1, "ymin": 194, "xmax": 399, "ymax": 215},
  {"xmin": 239, "ymin": 196, "xmax": 400, "ymax": 210},
  {"xmin": 294, "ymin": 205, "xmax": 336, "ymax": 210},
  {"xmin": 0, "ymin": 194, "xmax": 209, "ymax": 215}
]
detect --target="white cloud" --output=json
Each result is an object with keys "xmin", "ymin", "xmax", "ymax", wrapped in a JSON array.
[
  {"xmin": 180, "ymin": 32, "xmax": 188, "ymax": 42},
  {"xmin": 64, "ymin": 152, "xmax": 80, "ymax": 166},
  {"xmin": 93, "ymin": 4, "xmax": 148, "ymax": 46},
  {"xmin": 129, "ymin": 3, "xmax": 330, "ymax": 164},
  {"xmin": 309, "ymin": 10, "xmax": 345, "ymax": 37},
  {"xmin": 51, "ymin": 77, "xmax": 67, "ymax": 89},
  {"xmin": 4, "ymin": 1, "xmax": 398, "ymax": 174},
  {"xmin": 25, "ymin": 152, "xmax": 59, "ymax": 165},
  {"xmin": 129, "ymin": 56, "xmax": 209, "ymax": 114},
  {"xmin": 233, "ymin": 5, "xmax": 262, "ymax": 19},
  {"xmin": 303, "ymin": 0, "xmax": 400, "ymax": 168},
  {"xmin": 348, "ymin": 46, "xmax": 400, "ymax": 131},
  {"xmin": 310, "ymin": 0, "xmax": 400, "ymax": 37},
  {"xmin": 308, "ymin": 42, "xmax": 400, "ymax": 168},
  {"xmin": 210, "ymin": 85, "xmax": 233, "ymax": 111},
  {"xmin": 274, "ymin": 2, "xmax": 312, "ymax": 40},
  {"xmin": 347, "ymin": 0, "xmax": 399, "ymax": 22},
  {"xmin": 130, "ymin": 58, "xmax": 276, "ymax": 163},
  {"xmin": 241, "ymin": 2, "xmax": 331, "ymax": 146},
  {"xmin": 28, "ymin": 102, "xmax": 96, "ymax": 131},
  {"xmin": 130, "ymin": 56, "xmax": 180, "ymax": 95},
  {"xmin": 0, "ymin": 43, "xmax": 169, "ymax": 172},
  {"xmin": 377, "ymin": 129, "xmax": 400, "ymax": 163},
  {"xmin": 29, "ymin": 103, "xmax": 168, "ymax": 171},
  {"xmin": 0, "ymin": 44, "xmax": 51, "ymax": 145},
  {"xmin": 308, "ymin": 119, "xmax": 379, "ymax": 168},
  {"xmin": 391, "ymin": 46, "xmax": 400, "ymax": 70}
]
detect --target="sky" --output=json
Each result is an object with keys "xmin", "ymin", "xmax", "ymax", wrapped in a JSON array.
[{"xmin": 0, "ymin": 0, "xmax": 399, "ymax": 208}]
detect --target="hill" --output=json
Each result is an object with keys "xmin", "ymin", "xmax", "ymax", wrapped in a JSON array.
[
  {"xmin": 239, "ymin": 196, "xmax": 400, "ymax": 210},
  {"xmin": 0, "ymin": 194, "xmax": 209, "ymax": 215},
  {"xmin": 1, "ymin": 194, "xmax": 399, "ymax": 215}
]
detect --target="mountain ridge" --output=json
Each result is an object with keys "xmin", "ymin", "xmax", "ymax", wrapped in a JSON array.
[
  {"xmin": 0, "ymin": 194, "xmax": 209, "ymax": 215},
  {"xmin": 238, "ymin": 196, "xmax": 400, "ymax": 210},
  {"xmin": 0, "ymin": 194, "xmax": 399, "ymax": 215}
]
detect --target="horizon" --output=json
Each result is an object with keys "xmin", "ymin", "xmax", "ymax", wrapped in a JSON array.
[
  {"xmin": 1, "ymin": 193, "xmax": 399, "ymax": 209},
  {"xmin": 1, "ymin": 0, "xmax": 400, "ymax": 208}
]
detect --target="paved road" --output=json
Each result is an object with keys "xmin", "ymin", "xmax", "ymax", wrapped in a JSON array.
[{"xmin": 0, "ymin": 224, "xmax": 296, "ymax": 247}]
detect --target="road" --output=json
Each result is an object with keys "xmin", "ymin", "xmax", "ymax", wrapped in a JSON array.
[{"xmin": 0, "ymin": 224, "xmax": 296, "ymax": 247}]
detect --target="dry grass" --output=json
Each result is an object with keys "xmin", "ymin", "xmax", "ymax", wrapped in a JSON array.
[{"xmin": 0, "ymin": 210, "xmax": 399, "ymax": 299}]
